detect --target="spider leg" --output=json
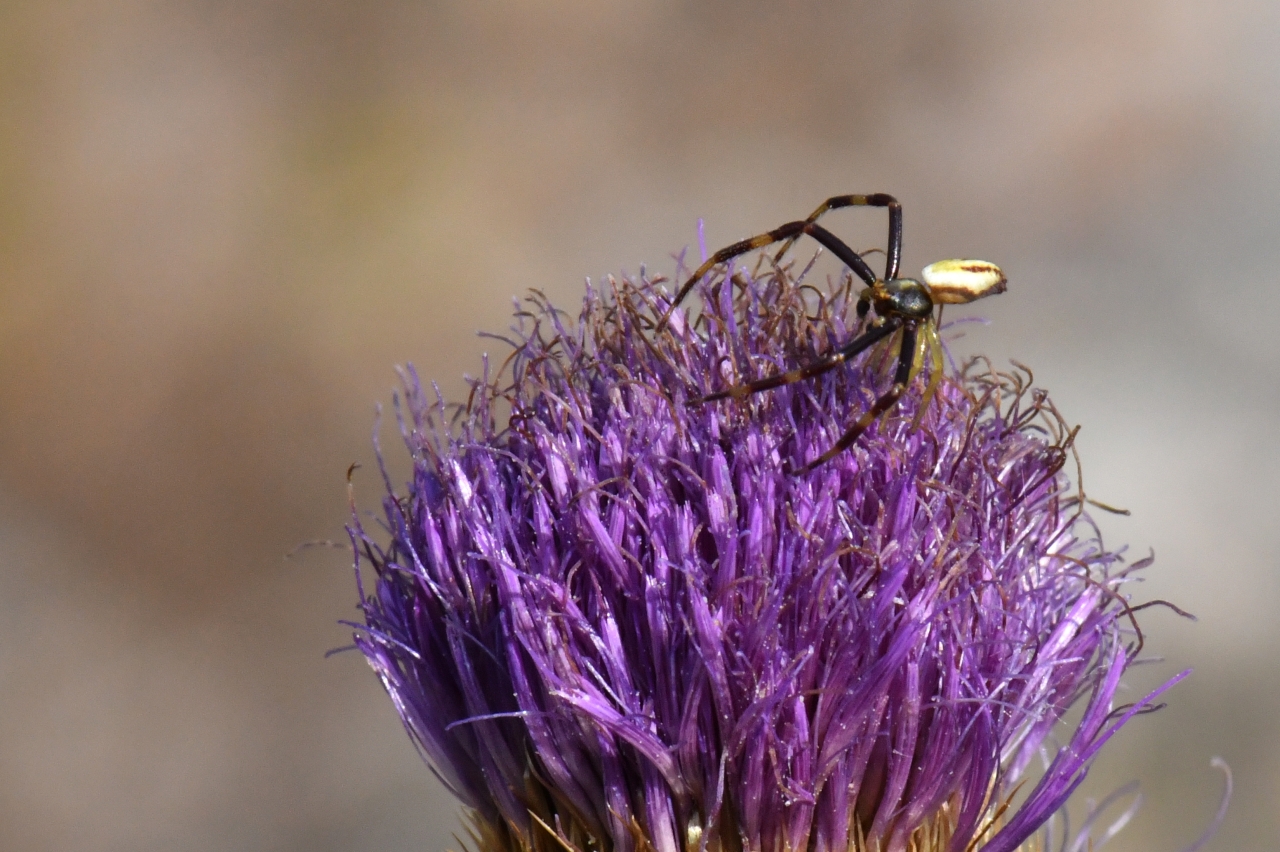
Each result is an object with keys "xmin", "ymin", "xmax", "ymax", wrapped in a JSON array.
[
  {"xmin": 772, "ymin": 194, "xmax": 903, "ymax": 280},
  {"xmin": 803, "ymin": 322, "xmax": 918, "ymax": 471},
  {"xmin": 908, "ymin": 318, "xmax": 929, "ymax": 378},
  {"xmin": 658, "ymin": 221, "xmax": 879, "ymax": 330},
  {"xmin": 697, "ymin": 320, "xmax": 898, "ymax": 403},
  {"xmin": 910, "ymin": 321, "xmax": 945, "ymax": 431}
]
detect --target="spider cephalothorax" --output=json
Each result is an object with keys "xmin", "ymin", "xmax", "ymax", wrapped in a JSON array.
[{"xmin": 658, "ymin": 194, "xmax": 1006, "ymax": 469}]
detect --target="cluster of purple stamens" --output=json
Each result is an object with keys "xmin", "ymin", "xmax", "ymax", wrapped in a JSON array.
[{"xmin": 350, "ymin": 259, "xmax": 1173, "ymax": 852}]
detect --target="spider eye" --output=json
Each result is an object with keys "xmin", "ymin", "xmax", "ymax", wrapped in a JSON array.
[{"xmin": 921, "ymin": 259, "xmax": 1007, "ymax": 304}]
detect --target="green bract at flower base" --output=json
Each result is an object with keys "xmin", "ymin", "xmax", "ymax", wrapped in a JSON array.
[{"xmin": 350, "ymin": 258, "xmax": 1184, "ymax": 852}]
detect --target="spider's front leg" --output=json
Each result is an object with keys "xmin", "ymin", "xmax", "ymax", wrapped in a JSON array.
[
  {"xmin": 658, "ymin": 221, "xmax": 879, "ymax": 331},
  {"xmin": 772, "ymin": 194, "xmax": 903, "ymax": 280},
  {"xmin": 802, "ymin": 322, "xmax": 919, "ymax": 471}
]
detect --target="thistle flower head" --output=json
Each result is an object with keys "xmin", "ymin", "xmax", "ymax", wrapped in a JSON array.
[{"xmin": 351, "ymin": 257, "xmax": 1173, "ymax": 852}]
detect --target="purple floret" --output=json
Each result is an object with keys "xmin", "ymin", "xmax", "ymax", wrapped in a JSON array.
[{"xmin": 351, "ymin": 260, "xmax": 1173, "ymax": 852}]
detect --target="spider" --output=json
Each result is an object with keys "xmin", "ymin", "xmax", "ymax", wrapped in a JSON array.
[{"xmin": 658, "ymin": 193, "xmax": 1007, "ymax": 470}]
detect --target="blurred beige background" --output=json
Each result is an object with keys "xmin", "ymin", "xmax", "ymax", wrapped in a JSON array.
[{"xmin": 0, "ymin": 1, "xmax": 1275, "ymax": 850}]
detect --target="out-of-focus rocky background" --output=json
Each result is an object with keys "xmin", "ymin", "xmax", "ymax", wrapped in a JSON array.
[{"xmin": 1, "ymin": 2, "xmax": 1274, "ymax": 849}]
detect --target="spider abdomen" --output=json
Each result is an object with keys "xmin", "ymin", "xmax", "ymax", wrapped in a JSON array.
[{"xmin": 921, "ymin": 259, "xmax": 1007, "ymax": 304}]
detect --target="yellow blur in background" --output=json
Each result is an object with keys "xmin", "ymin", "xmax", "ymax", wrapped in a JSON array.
[{"xmin": 0, "ymin": 2, "xmax": 1274, "ymax": 850}]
